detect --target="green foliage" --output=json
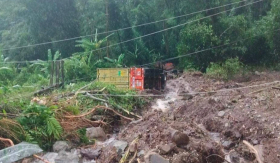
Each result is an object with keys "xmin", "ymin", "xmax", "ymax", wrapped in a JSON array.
[
  {"xmin": 17, "ymin": 105, "xmax": 62, "ymax": 150},
  {"xmin": 206, "ymin": 58, "xmax": 244, "ymax": 80},
  {"xmin": 104, "ymin": 53, "xmax": 125, "ymax": 67},
  {"xmin": 83, "ymin": 82, "xmax": 147, "ymax": 112},
  {"xmin": 65, "ymin": 106, "xmax": 80, "ymax": 115},
  {"xmin": 178, "ymin": 20, "xmax": 219, "ymax": 71},
  {"xmin": 77, "ymin": 128, "xmax": 90, "ymax": 144}
]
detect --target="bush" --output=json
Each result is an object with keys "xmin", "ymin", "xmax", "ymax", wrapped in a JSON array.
[
  {"xmin": 17, "ymin": 105, "xmax": 62, "ymax": 150},
  {"xmin": 206, "ymin": 58, "xmax": 244, "ymax": 80}
]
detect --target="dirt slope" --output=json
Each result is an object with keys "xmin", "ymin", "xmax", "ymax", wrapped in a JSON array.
[{"xmin": 97, "ymin": 71, "xmax": 280, "ymax": 163}]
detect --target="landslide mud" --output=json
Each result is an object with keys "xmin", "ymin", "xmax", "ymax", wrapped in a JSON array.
[{"xmin": 96, "ymin": 72, "xmax": 280, "ymax": 163}]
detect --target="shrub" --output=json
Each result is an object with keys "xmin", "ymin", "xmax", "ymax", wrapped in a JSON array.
[
  {"xmin": 17, "ymin": 105, "xmax": 62, "ymax": 150},
  {"xmin": 206, "ymin": 58, "xmax": 244, "ymax": 80}
]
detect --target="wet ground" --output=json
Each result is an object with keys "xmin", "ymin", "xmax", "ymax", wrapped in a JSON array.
[{"xmin": 83, "ymin": 71, "xmax": 280, "ymax": 162}]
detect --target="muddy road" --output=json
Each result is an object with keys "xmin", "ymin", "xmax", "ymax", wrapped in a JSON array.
[{"xmin": 91, "ymin": 72, "xmax": 280, "ymax": 163}]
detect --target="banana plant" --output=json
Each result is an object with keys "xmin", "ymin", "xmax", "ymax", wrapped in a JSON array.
[
  {"xmin": 104, "ymin": 53, "xmax": 125, "ymax": 67},
  {"xmin": 30, "ymin": 49, "xmax": 61, "ymax": 76},
  {"xmin": 75, "ymin": 29, "xmax": 114, "ymax": 65}
]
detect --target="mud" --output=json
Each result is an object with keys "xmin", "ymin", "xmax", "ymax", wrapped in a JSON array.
[{"xmin": 93, "ymin": 71, "xmax": 280, "ymax": 163}]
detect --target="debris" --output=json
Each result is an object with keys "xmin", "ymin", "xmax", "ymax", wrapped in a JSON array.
[
  {"xmin": 53, "ymin": 141, "xmax": 70, "ymax": 153},
  {"xmin": 229, "ymin": 151, "xmax": 240, "ymax": 163},
  {"xmin": 243, "ymin": 140, "xmax": 264, "ymax": 163},
  {"xmin": 252, "ymin": 139, "xmax": 259, "ymax": 145},
  {"xmin": 170, "ymin": 128, "xmax": 189, "ymax": 147},
  {"xmin": 255, "ymin": 71, "xmax": 261, "ymax": 76},
  {"xmin": 172, "ymin": 152, "xmax": 201, "ymax": 163},
  {"xmin": 0, "ymin": 142, "xmax": 43, "ymax": 163},
  {"xmin": 34, "ymin": 152, "xmax": 58, "ymax": 163},
  {"xmin": 55, "ymin": 151, "xmax": 79, "ymax": 163},
  {"xmin": 119, "ymin": 136, "xmax": 139, "ymax": 163},
  {"xmin": 86, "ymin": 127, "xmax": 107, "ymax": 141},
  {"xmin": 80, "ymin": 147, "xmax": 102, "ymax": 160},
  {"xmin": 222, "ymin": 140, "xmax": 235, "ymax": 150},
  {"xmin": 0, "ymin": 137, "xmax": 14, "ymax": 146},
  {"xmin": 218, "ymin": 111, "xmax": 225, "ymax": 117},
  {"xmin": 137, "ymin": 150, "xmax": 145, "ymax": 157},
  {"xmin": 144, "ymin": 152, "xmax": 169, "ymax": 163},
  {"xmin": 158, "ymin": 143, "xmax": 175, "ymax": 155},
  {"xmin": 113, "ymin": 140, "xmax": 128, "ymax": 155},
  {"xmin": 192, "ymin": 71, "xmax": 203, "ymax": 77}
]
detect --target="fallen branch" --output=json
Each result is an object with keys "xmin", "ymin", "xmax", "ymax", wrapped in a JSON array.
[
  {"xmin": 115, "ymin": 104, "xmax": 142, "ymax": 119},
  {"xmin": 243, "ymin": 140, "xmax": 263, "ymax": 163},
  {"xmin": 272, "ymin": 86, "xmax": 280, "ymax": 90},
  {"xmin": 64, "ymin": 107, "xmax": 97, "ymax": 118},
  {"xmin": 128, "ymin": 150, "xmax": 137, "ymax": 163},
  {"xmin": 99, "ymin": 106, "xmax": 134, "ymax": 121},
  {"xmin": 34, "ymin": 83, "xmax": 63, "ymax": 96},
  {"xmin": 74, "ymin": 80, "xmax": 97, "ymax": 97},
  {"xmin": 0, "ymin": 137, "xmax": 14, "ymax": 146},
  {"xmin": 82, "ymin": 118, "xmax": 107, "ymax": 126},
  {"xmin": 64, "ymin": 106, "xmax": 134, "ymax": 121},
  {"xmin": 33, "ymin": 154, "xmax": 52, "ymax": 163},
  {"xmin": 247, "ymin": 87, "xmax": 270, "ymax": 95},
  {"xmin": 119, "ymin": 135, "xmax": 140, "ymax": 163},
  {"xmin": 85, "ymin": 93, "xmax": 107, "ymax": 102}
]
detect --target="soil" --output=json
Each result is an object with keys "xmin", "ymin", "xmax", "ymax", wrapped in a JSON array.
[{"xmin": 95, "ymin": 71, "xmax": 280, "ymax": 163}]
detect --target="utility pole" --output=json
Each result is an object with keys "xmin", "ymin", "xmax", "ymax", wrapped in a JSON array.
[
  {"xmin": 163, "ymin": 21, "xmax": 170, "ymax": 56},
  {"xmin": 106, "ymin": 0, "xmax": 109, "ymax": 58}
]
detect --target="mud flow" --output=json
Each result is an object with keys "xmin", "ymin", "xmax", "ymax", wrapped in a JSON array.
[{"xmin": 90, "ymin": 72, "xmax": 280, "ymax": 163}]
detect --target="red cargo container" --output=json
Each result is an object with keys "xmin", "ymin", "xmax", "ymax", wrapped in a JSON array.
[{"xmin": 130, "ymin": 67, "xmax": 144, "ymax": 90}]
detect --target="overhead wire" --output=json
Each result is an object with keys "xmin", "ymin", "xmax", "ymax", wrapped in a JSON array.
[
  {"xmin": 0, "ymin": 0, "xmax": 263, "ymax": 64},
  {"xmin": 138, "ymin": 28, "xmax": 280, "ymax": 67},
  {"xmin": 77, "ymin": 0, "xmax": 264, "ymax": 56},
  {"xmin": 2, "ymin": 0, "xmax": 253, "ymax": 52}
]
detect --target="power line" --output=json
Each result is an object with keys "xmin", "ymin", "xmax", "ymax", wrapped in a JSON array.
[
  {"xmin": 138, "ymin": 28, "xmax": 280, "ymax": 67},
  {"xmin": 0, "ymin": 0, "xmax": 264, "ymax": 64},
  {"xmin": 2, "ymin": 0, "xmax": 251, "ymax": 52},
  {"xmin": 80, "ymin": 0, "xmax": 264, "ymax": 55}
]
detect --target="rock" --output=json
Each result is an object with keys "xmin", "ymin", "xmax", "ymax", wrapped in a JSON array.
[
  {"xmin": 229, "ymin": 151, "xmax": 240, "ymax": 163},
  {"xmin": 192, "ymin": 72, "xmax": 203, "ymax": 77},
  {"xmin": 55, "ymin": 151, "xmax": 79, "ymax": 163},
  {"xmin": 171, "ymin": 130, "xmax": 189, "ymax": 147},
  {"xmin": 172, "ymin": 152, "xmax": 200, "ymax": 163},
  {"xmin": 53, "ymin": 141, "xmax": 70, "ymax": 152},
  {"xmin": 34, "ymin": 152, "xmax": 58, "ymax": 163},
  {"xmin": 233, "ymin": 131, "xmax": 242, "ymax": 140},
  {"xmin": 218, "ymin": 111, "xmax": 225, "ymax": 117},
  {"xmin": 252, "ymin": 139, "xmax": 259, "ymax": 145},
  {"xmin": 158, "ymin": 143, "xmax": 175, "ymax": 155},
  {"xmin": 138, "ymin": 150, "xmax": 145, "ymax": 157},
  {"xmin": 168, "ymin": 101, "xmax": 174, "ymax": 104},
  {"xmin": 113, "ymin": 140, "xmax": 128, "ymax": 155},
  {"xmin": 222, "ymin": 140, "xmax": 235, "ymax": 150},
  {"xmin": 86, "ymin": 127, "xmax": 106, "ymax": 141},
  {"xmin": 91, "ymin": 115, "xmax": 103, "ymax": 121},
  {"xmin": 181, "ymin": 95, "xmax": 193, "ymax": 100},
  {"xmin": 80, "ymin": 147, "xmax": 101, "ymax": 160},
  {"xmin": 82, "ymin": 158, "xmax": 96, "ymax": 163},
  {"xmin": 255, "ymin": 71, "xmax": 261, "ymax": 76},
  {"xmin": 144, "ymin": 152, "xmax": 169, "ymax": 163},
  {"xmin": 225, "ymin": 123, "xmax": 230, "ymax": 128},
  {"xmin": 208, "ymin": 97, "xmax": 218, "ymax": 104}
]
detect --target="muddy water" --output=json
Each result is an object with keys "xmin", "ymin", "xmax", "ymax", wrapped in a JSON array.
[{"xmin": 151, "ymin": 77, "xmax": 193, "ymax": 112}]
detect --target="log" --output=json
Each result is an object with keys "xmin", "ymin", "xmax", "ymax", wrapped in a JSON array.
[{"xmin": 34, "ymin": 83, "xmax": 63, "ymax": 96}]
